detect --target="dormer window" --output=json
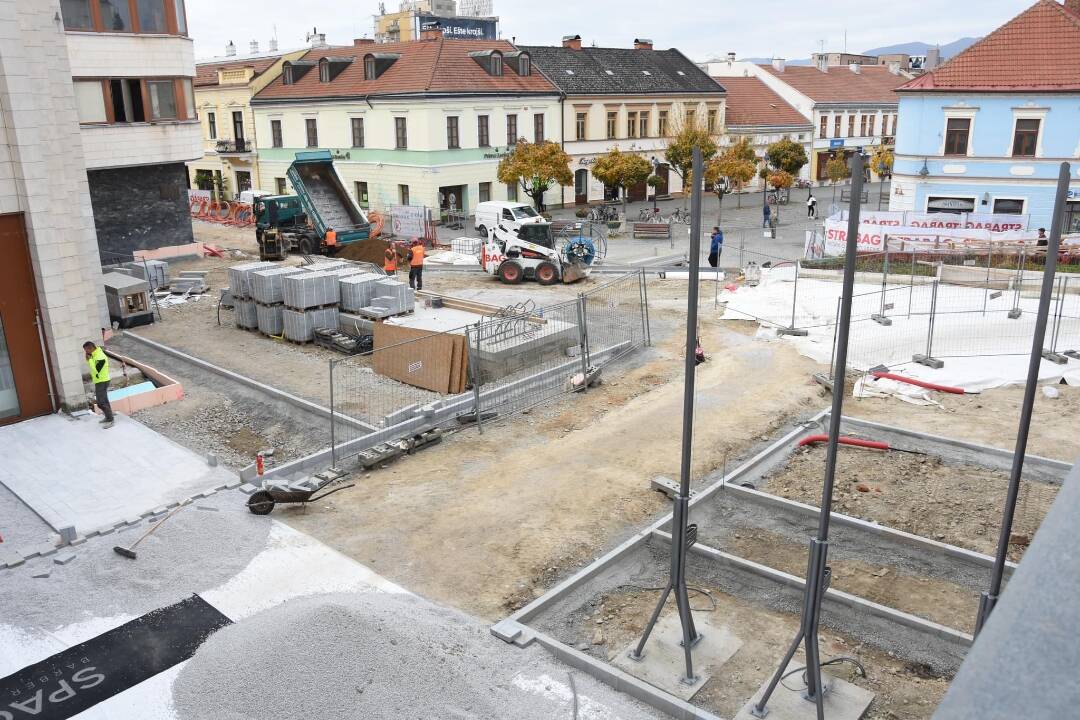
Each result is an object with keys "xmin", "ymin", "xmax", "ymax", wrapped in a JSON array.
[
  {"xmin": 364, "ymin": 55, "xmax": 376, "ymax": 80},
  {"xmin": 319, "ymin": 59, "xmax": 330, "ymax": 82},
  {"xmin": 469, "ymin": 50, "xmax": 507, "ymax": 77},
  {"xmin": 491, "ymin": 52, "xmax": 503, "ymax": 76},
  {"xmin": 281, "ymin": 60, "xmax": 316, "ymax": 84},
  {"xmin": 363, "ymin": 53, "xmax": 399, "ymax": 80},
  {"xmin": 519, "ymin": 54, "xmax": 530, "ymax": 76},
  {"xmin": 283, "ymin": 64, "xmax": 294, "ymax": 85}
]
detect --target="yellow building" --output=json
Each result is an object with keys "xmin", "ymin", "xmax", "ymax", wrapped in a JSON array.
[{"xmin": 187, "ymin": 47, "xmax": 306, "ymax": 200}]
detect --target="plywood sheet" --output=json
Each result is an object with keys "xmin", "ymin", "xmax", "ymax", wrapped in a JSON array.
[{"xmin": 373, "ymin": 323, "xmax": 457, "ymax": 394}]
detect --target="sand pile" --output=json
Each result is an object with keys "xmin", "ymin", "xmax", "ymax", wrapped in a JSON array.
[
  {"xmin": 336, "ymin": 238, "xmax": 398, "ymax": 266},
  {"xmin": 172, "ymin": 591, "xmax": 661, "ymax": 719}
]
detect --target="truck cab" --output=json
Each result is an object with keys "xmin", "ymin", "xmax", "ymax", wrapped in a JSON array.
[{"xmin": 254, "ymin": 195, "xmax": 306, "ymax": 242}]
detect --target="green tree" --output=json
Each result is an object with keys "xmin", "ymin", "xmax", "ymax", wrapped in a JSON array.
[
  {"xmin": 705, "ymin": 138, "xmax": 757, "ymax": 223},
  {"xmin": 871, "ymin": 144, "xmax": 894, "ymax": 179},
  {"xmin": 663, "ymin": 116, "xmax": 719, "ymax": 208},
  {"xmin": 825, "ymin": 151, "xmax": 850, "ymax": 201},
  {"xmin": 646, "ymin": 174, "xmax": 664, "ymax": 210},
  {"xmin": 591, "ymin": 148, "xmax": 652, "ymax": 219},
  {"xmin": 497, "ymin": 140, "xmax": 573, "ymax": 211},
  {"xmin": 764, "ymin": 138, "xmax": 809, "ymax": 177}
]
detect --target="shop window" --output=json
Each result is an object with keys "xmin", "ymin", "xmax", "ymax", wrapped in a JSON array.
[
  {"xmin": 992, "ymin": 198, "xmax": 1025, "ymax": 215},
  {"xmin": 926, "ymin": 196, "xmax": 976, "ymax": 214}
]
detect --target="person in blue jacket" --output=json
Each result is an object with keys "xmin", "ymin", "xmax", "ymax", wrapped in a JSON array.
[
  {"xmin": 708, "ymin": 226, "xmax": 724, "ymax": 268},
  {"xmin": 762, "ymin": 202, "xmax": 772, "ymax": 228}
]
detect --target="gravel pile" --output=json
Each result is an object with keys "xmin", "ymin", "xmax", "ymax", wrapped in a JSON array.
[{"xmin": 173, "ymin": 592, "xmax": 662, "ymax": 720}]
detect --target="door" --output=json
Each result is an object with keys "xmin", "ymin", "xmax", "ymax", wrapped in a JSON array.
[
  {"xmin": 574, "ymin": 169, "xmax": 588, "ymax": 205},
  {"xmin": 628, "ymin": 179, "xmax": 647, "ymax": 203},
  {"xmin": 0, "ymin": 214, "xmax": 53, "ymax": 425},
  {"xmin": 235, "ymin": 171, "xmax": 252, "ymax": 194},
  {"xmin": 654, "ymin": 164, "xmax": 670, "ymax": 196}
]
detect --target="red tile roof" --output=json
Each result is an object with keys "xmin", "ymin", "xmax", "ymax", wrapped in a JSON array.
[
  {"xmin": 900, "ymin": 0, "xmax": 1080, "ymax": 92},
  {"xmin": 714, "ymin": 76, "xmax": 811, "ymax": 128},
  {"xmin": 194, "ymin": 57, "xmax": 281, "ymax": 87},
  {"xmin": 254, "ymin": 39, "xmax": 558, "ymax": 101},
  {"xmin": 758, "ymin": 64, "xmax": 906, "ymax": 104}
]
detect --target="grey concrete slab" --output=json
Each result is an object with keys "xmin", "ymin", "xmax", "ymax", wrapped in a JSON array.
[
  {"xmin": 0, "ymin": 413, "xmax": 238, "ymax": 536},
  {"xmin": 734, "ymin": 660, "xmax": 875, "ymax": 720}
]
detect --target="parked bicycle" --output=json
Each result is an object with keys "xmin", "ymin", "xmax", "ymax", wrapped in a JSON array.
[
  {"xmin": 668, "ymin": 207, "xmax": 691, "ymax": 224},
  {"xmin": 637, "ymin": 207, "xmax": 667, "ymax": 223},
  {"xmin": 587, "ymin": 204, "xmax": 620, "ymax": 223}
]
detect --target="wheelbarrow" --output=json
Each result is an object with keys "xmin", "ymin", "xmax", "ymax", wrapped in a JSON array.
[{"xmin": 246, "ymin": 468, "xmax": 353, "ymax": 515}]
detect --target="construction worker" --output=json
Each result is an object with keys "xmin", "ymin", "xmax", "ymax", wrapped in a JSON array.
[
  {"xmin": 83, "ymin": 341, "xmax": 114, "ymax": 429},
  {"xmin": 408, "ymin": 239, "xmax": 425, "ymax": 291},
  {"xmin": 383, "ymin": 243, "xmax": 398, "ymax": 275},
  {"xmin": 325, "ymin": 227, "xmax": 337, "ymax": 248}
]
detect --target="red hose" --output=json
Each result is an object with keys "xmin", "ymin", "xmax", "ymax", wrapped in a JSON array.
[
  {"xmin": 798, "ymin": 434, "xmax": 890, "ymax": 451},
  {"xmin": 871, "ymin": 371, "xmax": 966, "ymax": 395}
]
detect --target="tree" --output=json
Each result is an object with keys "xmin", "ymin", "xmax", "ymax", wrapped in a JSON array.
[
  {"xmin": 663, "ymin": 116, "xmax": 719, "ymax": 207},
  {"xmin": 646, "ymin": 174, "xmax": 664, "ymax": 210},
  {"xmin": 871, "ymin": 144, "xmax": 894, "ymax": 180},
  {"xmin": 591, "ymin": 148, "xmax": 652, "ymax": 219},
  {"xmin": 764, "ymin": 138, "xmax": 809, "ymax": 177},
  {"xmin": 497, "ymin": 139, "xmax": 573, "ymax": 211},
  {"xmin": 825, "ymin": 151, "xmax": 850, "ymax": 201},
  {"xmin": 766, "ymin": 170, "xmax": 794, "ymax": 223},
  {"xmin": 705, "ymin": 138, "xmax": 757, "ymax": 223}
]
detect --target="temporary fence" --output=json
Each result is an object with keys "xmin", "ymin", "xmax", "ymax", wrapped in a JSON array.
[{"xmin": 328, "ymin": 270, "xmax": 650, "ymax": 467}]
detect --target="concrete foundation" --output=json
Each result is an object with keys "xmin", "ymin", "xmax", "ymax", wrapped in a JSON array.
[{"xmin": 734, "ymin": 662, "xmax": 875, "ymax": 720}]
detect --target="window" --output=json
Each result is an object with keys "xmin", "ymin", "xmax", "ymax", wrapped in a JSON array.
[
  {"xmin": 686, "ymin": 109, "xmax": 696, "ymax": 127},
  {"xmin": 174, "ymin": 0, "xmax": 186, "ymax": 34},
  {"xmin": 519, "ymin": 55, "xmax": 530, "ymax": 76},
  {"xmin": 491, "ymin": 53, "xmax": 503, "ymax": 76},
  {"xmin": 606, "ymin": 111, "xmax": 617, "ymax": 139},
  {"xmin": 507, "ymin": 183, "xmax": 518, "ymax": 201},
  {"xmin": 319, "ymin": 60, "xmax": 330, "ymax": 83},
  {"xmin": 707, "ymin": 108, "xmax": 717, "ymax": 134},
  {"xmin": 74, "ymin": 81, "xmax": 107, "ymax": 123},
  {"xmin": 235, "ymin": 171, "xmax": 252, "ymax": 193},
  {"xmin": 183, "ymin": 78, "xmax": 194, "ymax": 120},
  {"xmin": 819, "ymin": 115, "xmax": 828, "ymax": 139},
  {"xmin": 1066, "ymin": 201, "xmax": 1080, "ymax": 234},
  {"xmin": 108, "ymin": 79, "xmax": 145, "ymax": 122},
  {"xmin": 351, "ymin": 117, "xmax": 365, "ymax": 148},
  {"xmin": 60, "ymin": 0, "xmax": 94, "ymax": 30},
  {"xmin": 136, "ymin": 0, "xmax": 167, "ymax": 33},
  {"xmin": 834, "ymin": 114, "xmax": 841, "ymax": 137},
  {"xmin": 926, "ymin": 196, "xmax": 976, "ymax": 214},
  {"xmin": 147, "ymin": 80, "xmax": 177, "ymax": 120},
  {"xmin": 993, "ymin": 198, "xmax": 1025, "ymax": 215},
  {"xmin": 207, "ymin": 111, "xmax": 216, "ymax": 138},
  {"xmin": 305, "ymin": 118, "xmax": 318, "ymax": 148},
  {"xmin": 847, "ymin": 114, "xmax": 855, "ymax": 137},
  {"xmin": 478, "ymin": 182, "xmax": 492, "ymax": 203},
  {"xmin": 868, "ymin": 114, "xmax": 876, "ymax": 137},
  {"xmin": 355, "ymin": 181, "xmax": 369, "ymax": 207},
  {"xmin": 1012, "ymin": 118, "xmax": 1040, "ymax": 157},
  {"xmin": 640, "ymin": 111, "xmax": 649, "ymax": 138},
  {"xmin": 283, "ymin": 65, "xmax": 294, "ymax": 85},
  {"xmin": 506, "ymin": 114, "xmax": 517, "ymax": 144},
  {"xmin": 271, "ymin": 119, "xmax": 282, "ymax": 148},
  {"xmin": 478, "ymin": 115, "xmax": 489, "ymax": 147},
  {"xmin": 276, "ymin": 177, "xmax": 287, "ymax": 195},
  {"xmin": 533, "ymin": 113, "xmax": 544, "ymax": 143},
  {"xmin": 658, "ymin": 109, "xmax": 668, "ymax": 137},
  {"xmin": 575, "ymin": 112, "xmax": 586, "ymax": 141},
  {"xmin": 364, "ymin": 56, "xmax": 376, "ymax": 80},
  {"xmin": 395, "ymin": 117, "xmax": 408, "ymax": 149},
  {"xmin": 627, "ymin": 111, "xmax": 638, "ymax": 138},
  {"xmin": 944, "ymin": 118, "xmax": 970, "ymax": 156},
  {"xmin": 891, "ymin": 114, "xmax": 898, "ymax": 136},
  {"xmin": 502, "ymin": 209, "xmax": 514, "ymax": 222},
  {"xmin": 859, "ymin": 115, "xmax": 867, "ymax": 137},
  {"xmin": 232, "ymin": 111, "xmax": 244, "ymax": 141},
  {"xmin": 446, "ymin": 116, "xmax": 460, "ymax": 149},
  {"xmin": 399, "ymin": 184, "xmax": 410, "ymax": 205},
  {"xmin": 99, "ymin": 0, "xmax": 132, "ymax": 31}
]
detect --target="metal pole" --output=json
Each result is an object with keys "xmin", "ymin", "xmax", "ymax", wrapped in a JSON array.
[
  {"xmin": 982, "ymin": 243, "xmax": 993, "ymax": 315},
  {"xmin": 1050, "ymin": 276, "xmax": 1065, "ymax": 354},
  {"xmin": 642, "ymin": 269, "xmax": 652, "ymax": 347},
  {"xmin": 639, "ymin": 269, "xmax": 650, "ymax": 344},
  {"xmin": 631, "ymin": 146, "xmax": 705, "ymax": 685},
  {"xmin": 829, "ymin": 296, "xmax": 841, "ymax": 377},
  {"xmin": 576, "ymin": 295, "xmax": 590, "ymax": 387},
  {"xmin": 975, "ymin": 161, "xmax": 1070, "ymax": 635},
  {"xmin": 329, "ymin": 359, "xmax": 337, "ymax": 469},
  {"xmin": 468, "ymin": 324, "xmax": 484, "ymax": 434},
  {"xmin": 753, "ymin": 152, "xmax": 868, "ymax": 719}
]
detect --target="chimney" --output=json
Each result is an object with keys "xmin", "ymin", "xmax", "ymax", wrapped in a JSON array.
[
  {"xmin": 268, "ymin": 37, "xmax": 278, "ymax": 52},
  {"xmin": 633, "ymin": 38, "xmax": 653, "ymax": 50},
  {"xmin": 887, "ymin": 60, "xmax": 900, "ymax": 75},
  {"xmin": 354, "ymin": 37, "xmax": 375, "ymax": 46},
  {"xmin": 306, "ymin": 28, "xmax": 327, "ymax": 48},
  {"xmin": 249, "ymin": 40, "xmax": 259, "ymax": 54},
  {"xmin": 225, "ymin": 40, "xmax": 236, "ymax": 57},
  {"xmin": 562, "ymin": 34, "xmax": 582, "ymax": 50},
  {"xmin": 849, "ymin": 62, "xmax": 862, "ymax": 74},
  {"xmin": 771, "ymin": 57, "xmax": 785, "ymax": 73},
  {"xmin": 727, "ymin": 51, "xmax": 736, "ymax": 63},
  {"xmin": 816, "ymin": 55, "xmax": 828, "ymax": 72}
]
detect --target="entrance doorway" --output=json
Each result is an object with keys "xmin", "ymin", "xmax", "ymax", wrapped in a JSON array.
[
  {"xmin": 653, "ymin": 164, "xmax": 670, "ymax": 196},
  {"xmin": 235, "ymin": 171, "xmax": 252, "ymax": 195},
  {"xmin": 627, "ymin": 178, "xmax": 647, "ymax": 202},
  {"xmin": 574, "ymin": 169, "xmax": 588, "ymax": 205},
  {"xmin": 438, "ymin": 184, "xmax": 465, "ymax": 211},
  {"xmin": 0, "ymin": 213, "xmax": 54, "ymax": 425}
]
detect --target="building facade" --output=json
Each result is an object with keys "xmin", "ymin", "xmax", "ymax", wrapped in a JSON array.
[
  {"xmin": 374, "ymin": 0, "xmax": 497, "ymax": 44},
  {"xmin": 62, "ymin": 0, "xmax": 202, "ymax": 255},
  {"xmin": 890, "ymin": 0, "xmax": 1080, "ymax": 231},
  {"xmin": 188, "ymin": 45, "xmax": 307, "ymax": 199},
  {"xmin": 251, "ymin": 37, "xmax": 561, "ymax": 215},
  {"xmin": 524, "ymin": 37, "xmax": 726, "ymax": 205},
  {"xmin": 0, "ymin": 0, "xmax": 107, "ymax": 423},
  {"xmin": 713, "ymin": 75, "xmax": 814, "ymax": 191},
  {"xmin": 708, "ymin": 58, "xmax": 908, "ymax": 183}
]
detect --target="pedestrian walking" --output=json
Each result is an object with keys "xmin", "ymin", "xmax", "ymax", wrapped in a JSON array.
[
  {"xmin": 708, "ymin": 226, "xmax": 724, "ymax": 268},
  {"xmin": 408, "ymin": 239, "xmax": 425, "ymax": 291},
  {"xmin": 807, "ymin": 193, "xmax": 818, "ymax": 219},
  {"xmin": 383, "ymin": 243, "xmax": 398, "ymax": 275},
  {"xmin": 762, "ymin": 202, "xmax": 772, "ymax": 229},
  {"xmin": 83, "ymin": 341, "xmax": 114, "ymax": 429}
]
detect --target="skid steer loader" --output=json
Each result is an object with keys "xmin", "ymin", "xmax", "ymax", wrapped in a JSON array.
[{"xmin": 478, "ymin": 222, "xmax": 596, "ymax": 285}]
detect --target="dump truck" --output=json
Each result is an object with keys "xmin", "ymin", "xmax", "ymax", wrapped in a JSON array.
[{"xmin": 255, "ymin": 151, "xmax": 371, "ymax": 257}]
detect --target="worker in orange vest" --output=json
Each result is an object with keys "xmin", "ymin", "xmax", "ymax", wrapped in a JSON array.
[
  {"xmin": 325, "ymin": 227, "xmax": 337, "ymax": 248},
  {"xmin": 408, "ymin": 239, "xmax": 425, "ymax": 291},
  {"xmin": 383, "ymin": 244, "xmax": 398, "ymax": 275}
]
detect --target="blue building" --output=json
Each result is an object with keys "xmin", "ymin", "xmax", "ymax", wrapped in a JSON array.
[{"xmin": 890, "ymin": 0, "xmax": 1080, "ymax": 233}]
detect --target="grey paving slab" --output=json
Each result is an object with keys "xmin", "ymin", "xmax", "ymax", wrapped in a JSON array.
[{"xmin": 0, "ymin": 413, "xmax": 239, "ymax": 536}]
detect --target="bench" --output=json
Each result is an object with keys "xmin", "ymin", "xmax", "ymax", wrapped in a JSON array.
[{"xmin": 632, "ymin": 222, "xmax": 672, "ymax": 240}]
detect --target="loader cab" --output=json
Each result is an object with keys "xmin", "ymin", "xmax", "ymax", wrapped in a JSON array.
[{"xmin": 515, "ymin": 223, "xmax": 555, "ymax": 249}]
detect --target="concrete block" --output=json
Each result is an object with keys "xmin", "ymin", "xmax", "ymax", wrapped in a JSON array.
[
  {"xmin": 0, "ymin": 547, "xmax": 26, "ymax": 569},
  {"xmin": 26, "ymin": 542, "xmax": 59, "ymax": 559},
  {"xmin": 58, "ymin": 525, "xmax": 77, "ymax": 545},
  {"xmin": 32, "ymin": 570, "xmax": 52, "ymax": 579},
  {"xmin": 256, "ymin": 303, "xmax": 285, "ymax": 336},
  {"xmin": 239, "ymin": 483, "xmax": 259, "ymax": 494},
  {"xmin": 228, "ymin": 261, "xmax": 277, "ymax": 299},
  {"xmin": 338, "ymin": 311, "xmax": 375, "ymax": 336},
  {"xmin": 734, "ymin": 661, "xmax": 875, "ymax": 720},
  {"xmin": 339, "ymin": 273, "xmax": 385, "ymax": 312},
  {"xmin": 283, "ymin": 307, "xmax": 338, "ymax": 342},
  {"xmin": 93, "ymin": 525, "xmax": 116, "ymax": 536},
  {"xmin": 53, "ymin": 552, "xmax": 77, "ymax": 566},
  {"xmin": 223, "ymin": 478, "xmax": 244, "ymax": 489},
  {"xmin": 250, "ymin": 266, "xmax": 305, "ymax": 304},
  {"xmin": 234, "ymin": 298, "xmax": 258, "ymax": 330},
  {"xmin": 196, "ymin": 505, "xmax": 220, "ymax": 512}
]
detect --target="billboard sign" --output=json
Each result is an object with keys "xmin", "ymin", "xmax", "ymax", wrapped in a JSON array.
[{"xmin": 417, "ymin": 14, "xmax": 497, "ymax": 40}]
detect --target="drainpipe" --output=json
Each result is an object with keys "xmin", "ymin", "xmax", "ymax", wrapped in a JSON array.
[{"xmin": 34, "ymin": 309, "xmax": 58, "ymax": 413}]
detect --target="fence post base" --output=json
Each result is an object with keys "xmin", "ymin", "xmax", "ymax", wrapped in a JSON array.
[
  {"xmin": 871, "ymin": 314, "xmax": 893, "ymax": 326},
  {"xmin": 912, "ymin": 353, "xmax": 944, "ymax": 369},
  {"xmin": 1008, "ymin": 308, "xmax": 1023, "ymax": 319},
  {"xmin": 812, "ymin": 372, "xmax": 833, "ymax": 392},
  {"xmin": 1041, "ymin": 350, "xmax": 1068, "ymax": 365},
  {"xmin": 777, "ymin": 327, "xmax": 808, "ymax": 337}
]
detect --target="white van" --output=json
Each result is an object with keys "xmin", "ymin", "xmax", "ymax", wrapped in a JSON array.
[{"xmin": 474, "ymin": 201, "xmax": 544, "ymax": 238}]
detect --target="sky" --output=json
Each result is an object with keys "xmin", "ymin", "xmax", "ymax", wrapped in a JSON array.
[{"xmin": 186, "ymin": 0, "xmax": 1033, "ymax": 61}]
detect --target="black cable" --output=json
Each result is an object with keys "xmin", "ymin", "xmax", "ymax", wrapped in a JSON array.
[
  {"xmin": 626, "ymin": 585, "xmax": 718, "ymax": 612},
  {"xmin": 778, "ymin": 656, "xmax": 867, "ymax": 693}
]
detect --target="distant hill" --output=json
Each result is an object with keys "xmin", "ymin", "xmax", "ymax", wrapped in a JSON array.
[{"xmin": 736, "ymin": 37, "xmax": 979, "ymax": 67}]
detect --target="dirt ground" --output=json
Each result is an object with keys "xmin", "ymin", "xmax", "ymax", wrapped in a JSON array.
[
  {"xmin": 763, "ymin": 445, "xmax": 1058, "ymax": 562},
  {"xmin": 586, "ymin": 587, "xmax": 948, "ymax": 720}
]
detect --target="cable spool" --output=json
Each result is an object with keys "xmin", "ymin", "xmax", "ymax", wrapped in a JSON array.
[{"xmin": 563, "ymin": 235, "xmax": 596, "ymax": 266}]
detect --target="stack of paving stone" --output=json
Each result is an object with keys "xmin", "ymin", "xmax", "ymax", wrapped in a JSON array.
[
  {"xmin": 355, "ymin": 278, "xmax": 415, "ymax": 319},
  {"xmin": 251, "ymin": 266, "xmax": 307, "ymax": 336},
  {"xmin": 229, "ymin": 261, "xmax": 276, "ymax": 330},
  {"xmin": 338, "ymin": 273, "xmax": 387, "ymax": 313},
  {"xmin": 282, "ymin": 272, "xmax": 340, "ymax": 342}
]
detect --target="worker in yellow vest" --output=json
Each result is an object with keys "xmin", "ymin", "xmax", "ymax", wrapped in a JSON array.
[
  {"xmin": 383, "ymin": 244, "xmax": 398, "ymax": 275},
  {"xmin": 83, "ymin": 341, "xmax": 114, "ymax": 429},
  {"xmin": 408, "ymin": 239, "xmax": 425, "ymax": 291}
]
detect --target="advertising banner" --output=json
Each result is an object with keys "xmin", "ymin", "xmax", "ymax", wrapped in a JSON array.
[
  {"xmin": 417, "ymin": 15, "xmax": 497, "ymax": 40},
  {"xmin": 832, "ymin": 209, "xmax": 1029, "ymax": 232}
]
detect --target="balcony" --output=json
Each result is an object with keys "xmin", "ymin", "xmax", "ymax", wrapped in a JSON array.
[{"xmin": 216, "ymin": 139, "xmax": 252, "ymax": 154}]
